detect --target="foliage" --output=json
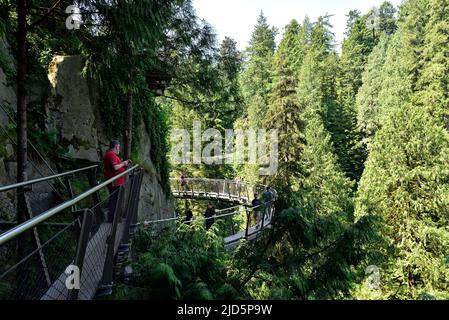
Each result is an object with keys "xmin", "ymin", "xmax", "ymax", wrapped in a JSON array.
[
  {"xmin": 161, "ymin": 6, "xmax": 244, "ymax": 180},
  {"xmin": 263, "ymin": 19, "xmax": 306, "ymax": 205},
  {"xmin": 241, "ymin": 11, "xmax": 277, "ymax": 129},
  {"xmin": 356, "ymin": 105, "xmax": 449, "ymax": 299},
  {"xmin": 354, "ymin": 0, "xmax": 449, "ymax": 300},
  {"xmin": 115, "ymin": 224, "xmax": 238, "ymax": 300},
  {"xmin": 333, "ymin": 3, "xmax": 397, "ymax": 182},
  {"xmin": 356, "ymin": 35, "xmax": 391, "ymax": 146}
]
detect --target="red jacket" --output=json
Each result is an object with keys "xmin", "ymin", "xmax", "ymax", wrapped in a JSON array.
[{"xmin": 104, "ymin": 149, "xmax": 125, "ymax": 187}]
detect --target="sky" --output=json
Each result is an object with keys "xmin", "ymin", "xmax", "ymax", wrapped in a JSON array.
[{"xmin": 192, "ymin": 0, "xmax": 404, "ymax": 52}]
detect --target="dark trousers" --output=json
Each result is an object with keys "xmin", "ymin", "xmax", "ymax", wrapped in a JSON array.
[
  {"xmin": 185, "ymin": 211, "xmax": 193, "ymax": 225},
  {"xmin": 205, "ymin": 215, "xmax": 214, "ymax": 230},
  {"xmin": 108, "ymin": 186, "xmax": 120, "ymax": 223}
]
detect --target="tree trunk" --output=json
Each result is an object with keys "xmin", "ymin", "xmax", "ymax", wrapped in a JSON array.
[
  {"xmin": 17, "ymin": 0, "xmax": 28, "ymax": 208},
  {"xmin": 123, "ymin": 88, "xmax": 133, "ymax": 160},
  {"xmin": 16, "ymin": 0, "xmax": 30, "ymax": 299}
]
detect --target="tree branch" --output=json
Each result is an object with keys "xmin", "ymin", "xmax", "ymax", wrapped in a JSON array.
[
  {"xmin": 27, "ymin": 0, "xmax": 62, "ymax": 31},
  {"xmin": 237, "ymin": 228, "xmax": 278, "ymax": 292},
  {"xmin": 162, "ymin": 94, "xmax": 218, "ymax": 106}
]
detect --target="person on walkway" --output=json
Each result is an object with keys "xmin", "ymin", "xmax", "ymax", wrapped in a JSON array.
[
  {"xmin": 251, "ymin": 194, "xmax": 262, "ymax": 226},
  {"xmin": 180, "ymin": 173, "xmax": 188, "ymax": 193},
  {"xmin": 104, "ymin": 140, "xmax": 132, "ymax": 222},
  {"xmin": 204, "ymin": 202, "xmax": 215, "ymax": 230},
  {"xmin": 263, "ymin": 186, "xmax": 274, "ymax": 221},
  {"xmin": 184, "ymin": 204, "xmax": 193, "ymax": 225}
]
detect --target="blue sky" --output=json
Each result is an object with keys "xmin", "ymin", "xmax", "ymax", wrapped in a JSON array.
[{"xmin": 192, "ymin": 0, "xmax": 404, "ymax": 52}]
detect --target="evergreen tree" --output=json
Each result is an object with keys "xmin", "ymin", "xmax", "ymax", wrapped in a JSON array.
[
  {"xmin": 296, "ymin": 46, "xmax": 354, "ymax": 224},
  {"xmin": 333, "ymin": 10, "xmax": 378, "ymax": 182},
  {"xmin": 376, "ymin": 0, "xmax": 429, "ymax": 120},
  {"xmin": 236, "ymin": 37, "xmax": 363, "ymax": 300},
  {"xmin": 217, "ymin": 37, "xmax": 244, "ymax": 130},
  {"xmin": 355, "ymin": 104, "xmax": 449, "ymax": 299},
  {"xmin": 236, "ymin": 11, "xmax": 277, "ymax": 184},
  {"xmin": 263, "ymin": 19, "xmax": 304, "ymax": 205},
  {"xmin": 379, "ymin": 1, "xmax": 398, "ymax": 35},
  {"xmin": 241, "ymin": 11, "xmax": 277, "ymax": 129},
  {"xmin": 162, "ymin": 18, "xmax": 245, "ymax": 180},
  {"xmin": 355, "ymin": 0, "xmax": 449, "ymax": 299},
  {"xmin": 356, "ymin": 35, "xmax": 391, "ymax": 147},
  {"xmin": 415, "ymin": 0, "xmax": 449, "ymax": 128},
  {"xmin": 333, "ymin": 3, "xmax": 397, "ymax": 182}
]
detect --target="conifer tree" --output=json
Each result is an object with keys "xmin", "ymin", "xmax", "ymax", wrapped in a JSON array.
[
  {"xmin": 263, "ymin": 19, "xmax": 305, "ymax": 204},
  {"xmin": 355, "ymin": 0, "xmax": 449, "ymax": 299},
  {"xmin": 356, "ymin": 35, "xmax": 391, "ymax": 147},
  {"xmin": 332, "ymin": 10, "xmax": 377, "ymax": 181},
  {"xmin": 356, "ymin": 104, "xmax": 449, "ymax": 299},
  {"xmin": 237, "ymin": 12, "xmax": 277, "ymax": 184},
  {"xmin": 415, "ymin": 0, "xmax": 449, "ymax": 128},
  {"xmin": 333, "ymin": 3, "xmax": 397, "ymax": 182},
  {"xmin": 297, "ymin": 45, "xmax": 354, "ymax": 226},
  {"xmin": 240, "ymin": 11, "xmax": 277, "ymax": 129}
]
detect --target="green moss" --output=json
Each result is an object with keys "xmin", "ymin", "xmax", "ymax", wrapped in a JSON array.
[
  {"xmin": 0, "ymin": 41, "xmax": 15, "ymax": 82},
  {"xmin": 142, "ymin": 94, "xmax": 171, "ymax": 197},
  {"xmin": 0, "ymin": 51, "xmax": 15, "ymax": 82},
  {"xmin": 97, "ymin": 74, "xmax": 171, "ymax": 197},
  {"xmin": 28, "ymin": 129, "xmax": 69, "ymax": 160},
  {"xmin": 0, "ymin": 282, "xmax": 13, "ymax": 300},
  {"xmin": 0, "ymin": 131, "xmax": 8, "ymax": 159}
]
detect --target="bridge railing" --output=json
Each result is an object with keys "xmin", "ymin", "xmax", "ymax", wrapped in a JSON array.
[
  {"xmin": 170, "ymin": 178, "xmax": 261, "ymax": 203},
  {"xmin": 169, "ymin": 177, "xmax": 277, "ymax": 245},
  {"xmin": 0, "ymin": 165, "xmax": 143, "ymax": 300},
  {"xmin": 0, "ymin": 165, "xmax": 99, "ymax": 231}
]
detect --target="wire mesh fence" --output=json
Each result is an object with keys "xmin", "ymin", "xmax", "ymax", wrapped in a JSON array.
[
  {"xmin": 0, "ymin": 217, "xmax": 79, "ymax": 300},
  {"xmin": 0, "ymin": 167, "xmax": 144, "ymax": 300}
]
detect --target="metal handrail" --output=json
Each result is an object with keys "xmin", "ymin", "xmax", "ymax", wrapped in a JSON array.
[
  {"xmin": 170, "ymin": 178, "xmax": 277, "ymax": 201},
  {"xmin": 0, "ymin": 165, "xmax": 139, "ymax": 245},
  {"xmin": 0, "ymin": 165, "xmax": 98, "ymax": 193}
]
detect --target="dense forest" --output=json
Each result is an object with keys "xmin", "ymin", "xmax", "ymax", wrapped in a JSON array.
[{"xmin": 1, "ymin": 0, "xmax": 449, "ymax": 300}]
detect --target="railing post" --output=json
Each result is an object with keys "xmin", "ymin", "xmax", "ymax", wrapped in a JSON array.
[
  {"xmin": 119, "ymin": 172, "xmax": 138, "ymax": 250},
  {"xmin": 69, "ymin": 209, "xmax": 94, "ymax": 300},
  {"xmin": 238, "ymin": 181, "xmax": 241, "ymax": 199},
  {"xmin": 245, "ymin": 208, "xmax": 250, "ymax": 239},
  {"xmin": 216, "ymin": 181, "xmax": 219, "ymax": 200},
  {"xmin": 130, "ymin": 170, "xmax": 144, "ymax": 235},
  {"xmin": 96, "ymin": 185, "xmax": 125, "ymax": 297},
  {"xmin": 203, "ymin": 180, "xmax": 207, "ymax": 197},
  {"xmin": 229, "ymin": 208, "xmax": 236, "ymax": 236},
  {"xmin": 260, "ymin": 202, "xmax": 266, "ymax": 230}
]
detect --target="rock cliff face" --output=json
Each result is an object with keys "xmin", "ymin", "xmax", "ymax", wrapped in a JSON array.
[
  {"xmin": 0, "ymin": 40, "xmax": 173, "ymax": 224},
  {"xmin": 46, "ymin": 55, "xmax": 99, "ymax": 163}
]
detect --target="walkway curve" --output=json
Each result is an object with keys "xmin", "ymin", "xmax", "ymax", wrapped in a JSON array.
[{"xmin": 169, "ymin": 178, "xmax": 277, "ymax": 249}]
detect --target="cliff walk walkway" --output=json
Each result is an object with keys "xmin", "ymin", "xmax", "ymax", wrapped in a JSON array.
[{"xmin": 0, "ymin": 166, "xmax": 276, "ymax": 300}]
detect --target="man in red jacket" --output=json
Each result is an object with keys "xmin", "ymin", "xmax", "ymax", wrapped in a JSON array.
[{"xmin": 104, "ymin": 140, "xmax": 131, "ymax": 222}]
